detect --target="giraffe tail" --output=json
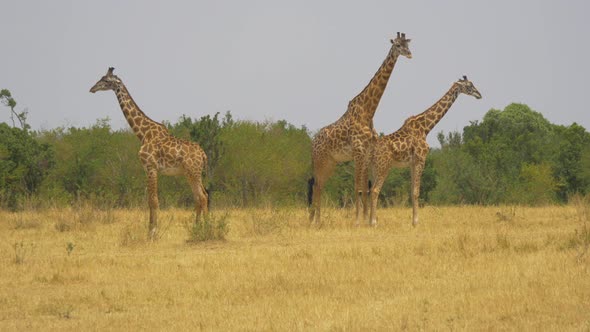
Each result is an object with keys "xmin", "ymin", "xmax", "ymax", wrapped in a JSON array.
[{"xmin": 307, "ymin": 177, "xmax": 315, "ymax": 206}]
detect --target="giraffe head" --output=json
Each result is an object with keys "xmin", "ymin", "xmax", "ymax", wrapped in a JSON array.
[
  {"xmin": 455, "ymin": 75, "xmax": 482, "ymax": 99},
  {"xmin": 389, "ymin": 32, "xmax": 412, "ymax": 59},
  {"xmin": 90, "ymin": 67, "xmax": 123, "ymax": 93}
]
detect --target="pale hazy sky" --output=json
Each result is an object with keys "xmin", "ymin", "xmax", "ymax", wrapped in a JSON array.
[{"xmin": 1, "ymin": 1, "xmax": 589, "ymax": 146}]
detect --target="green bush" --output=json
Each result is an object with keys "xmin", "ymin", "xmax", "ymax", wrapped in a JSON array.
[{"xmin": 186, "ymin": 214, "xmax": 229, "ymax": 243}]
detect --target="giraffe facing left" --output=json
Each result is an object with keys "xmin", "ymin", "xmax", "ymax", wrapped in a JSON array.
[{"xmin": 90, "ymin": 67, "xmax": 208, "ymax": 240}]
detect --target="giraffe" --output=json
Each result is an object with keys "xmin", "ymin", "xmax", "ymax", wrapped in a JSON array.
[
  {"xmin": 369, "ymin": 76, "xmax": 482, "ymax": 226},
  {"xmin": 308, "ymin": 32, "xmax": 412, "ymax": 225},
  {"xmin": 90, "ymin": 67, "xmax": 208, "ymax": 239}
]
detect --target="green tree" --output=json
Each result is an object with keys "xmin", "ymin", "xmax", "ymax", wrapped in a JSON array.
[
  {"xmin": 459, "ymin": 103, "xmax": 557, "ymax": 204},
  {"xmin": 40, "ymin": 119, "xmax": 144, "ymax": 206},
  {"xmin": 431, "ymin": 104, "xmax": 590, "ymax": 205},
  {"xmin": 215, "ymin": 119, "xmax": 311, "ymax": 206},
  {"xmin": 580, "ymin": 145, "xmax": 590, "ymax": 194},
  {"xmin": 553, "ymin": 123, "xmax": 590, "ymax": 199},
  {"xmin": 168, "ymin": 111, "xmax": 226, "ymax": 177},
  {"xmin": 1, "ymin": 89, "xmax": 28, "ymax": 130},
  {"xmin": 0, "ymin": 123, "xmax": 54, "ymax": 208},
  {"xmin": 507, "ymin": 162, "xmax": 557, "ymax": 205},
  {"xmin": 430, "ymin": 141, "xmax": 490, "ymax": 204}
]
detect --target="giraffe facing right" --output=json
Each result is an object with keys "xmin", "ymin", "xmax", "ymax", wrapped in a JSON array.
[
  {"xmin": 369, "ymin": 76, "xmax": 482, "ymax": 226},
  {"xmin": 308, "ymin": 33, "xmax": 412, "ymax": 225}
]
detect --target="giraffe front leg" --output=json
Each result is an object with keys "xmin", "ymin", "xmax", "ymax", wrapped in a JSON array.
[
  {"xmin": 310, "ymin": 177, "xmax": 324, "ymax": 226},
  {"xmin": 369, "ymin": 172, "xmax": 387, "ymax": 227},
  {"xmin": 360, "ymin": 163, "xmax": 370, "ymax": 224},
  {"xmin": 353, "ymin": 165, "xmax": 369, "ymax": 226},
  {"xmin": 411, "ymin": 159, "xmax": 425, "ymax": 227},
  {"xmin": 146, "ymin": 168, "xmax": 159, "ymax": 240},
  {"xmin": 310, "ymin": 161, "xmax": 335, "ymax": 226},
  {"xmin": 353, "ymin": 147, "xmax": 371, "ymax": 226}
]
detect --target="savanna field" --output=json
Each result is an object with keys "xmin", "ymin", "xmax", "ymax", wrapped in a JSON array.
[{"xmin": 1, "ymin": 203, "xmax": 589, "ymax": 331}]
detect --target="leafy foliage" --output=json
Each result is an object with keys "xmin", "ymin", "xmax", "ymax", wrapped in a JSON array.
[
  {"xmin": 0, "ymin": 123, "xmax": 53, "ymax": 208},
  {"xmin": 215, "ymin": 119, "xmax": 311, "ymax": 206},
  {"xmin": 1, "ymin": 89, "xmax": 28, "ymax": 129},
  {"xmin": 0, "ymin": 98, "xmax": 588, "ymax": 209},
  {"xmin": 431, "ymin": 103, "xmax": 590, "ymax": 204}
]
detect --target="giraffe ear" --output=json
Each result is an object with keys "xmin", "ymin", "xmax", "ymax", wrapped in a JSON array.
[{"xmin": 390, "ymin": 39, "xmax": 394, "ymax": 44}]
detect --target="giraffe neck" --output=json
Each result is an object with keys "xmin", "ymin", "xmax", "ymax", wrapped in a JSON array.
[
  {"xmin": 349, "ymin": 47, "xmax": 400, "ymax": 121},
  {"xmin": 412, "ymin": 84, "xmax": 460, "ymax": 136},
  {"xmin": 114, "ymin": 84, "xmax": 162, "ymax": 141}
]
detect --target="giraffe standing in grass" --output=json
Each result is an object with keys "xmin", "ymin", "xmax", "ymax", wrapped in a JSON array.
[
  {"xmin": 90, "ymin": 67, "xmax": 208, "ymax": 239},
  {"xmin": 369, "ymin": 76, "xmax": 482, "ymax": 226},
  {"xmin": 309, "ymin": 33, "xmax": 412, "ymax": 225}
]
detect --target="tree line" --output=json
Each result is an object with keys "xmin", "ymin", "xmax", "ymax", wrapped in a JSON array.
[{"xmin": 1, "ymin": 92, "xmax": 589, "ymax": 210}]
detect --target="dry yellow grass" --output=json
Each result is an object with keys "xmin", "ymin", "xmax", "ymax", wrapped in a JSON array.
[{"xmin": 0, "ymin": 204, "xmax": 589, "ymax": 330}]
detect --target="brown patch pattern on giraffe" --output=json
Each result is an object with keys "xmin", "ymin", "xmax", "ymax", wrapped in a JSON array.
[
  {"xmin": 309, "ymin": 33, "xmax": 412, "ymax": 225},
  {"xmin": 90, "ymin": 67, "xmax": 208, "ymax": 240},
  {"xmin": 369, "ymin": 76, "xmax": 482, "ymax": 226}
]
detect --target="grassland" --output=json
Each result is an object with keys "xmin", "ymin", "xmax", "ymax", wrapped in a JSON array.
[{"xmin": 0, "ymin": 203, "xmax": 589, "ymax": 331}]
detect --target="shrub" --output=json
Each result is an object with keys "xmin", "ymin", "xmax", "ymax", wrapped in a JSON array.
[{"xmin": 186, "ymin": 213, "xmax": 229, "ymax": 243}]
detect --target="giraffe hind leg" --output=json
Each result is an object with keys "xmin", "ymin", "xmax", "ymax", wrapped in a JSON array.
[
  {"xmin": 369, "ymin": 174, "xmax": 387, "ymax": 227},
  {"xmin": 411, "ymin": 158, "xmax": 425, "ymax": 227},
  {"xmin": 187, "ymin": 173, "xmax": 208, "ymax": 223},
  {"xmin": 146, "ymin": 168, "xmax": 159, "ymax": 240},
  {"xmin": 354, "ymin": 161, "xmax": 370, "ymax": 226},
  {"xmin": 199, "ymin": 183, "xmax": 209, "ymax": 218}
]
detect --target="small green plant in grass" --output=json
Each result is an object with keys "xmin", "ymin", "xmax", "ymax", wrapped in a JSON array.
[
  {"xmin": 186, "ymin": 213, "xmax": 229, "ymax": 243},
  {"xmin": 66, "ymin": 242, "xmax": 75, "ymax": 256}
]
